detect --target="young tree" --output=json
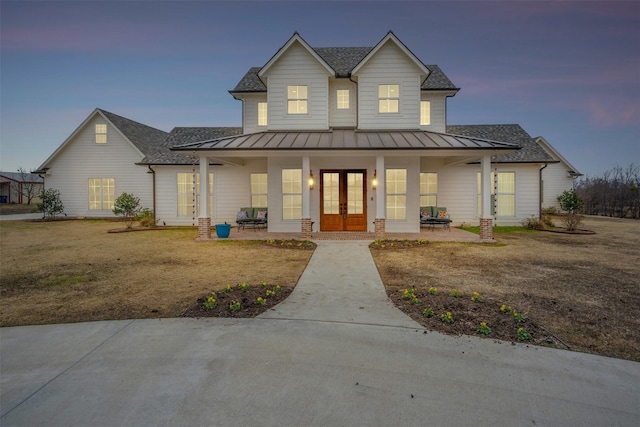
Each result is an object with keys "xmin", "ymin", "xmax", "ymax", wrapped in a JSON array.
[
  {"xmin": 113, "ymin": 192, "xmax": 141, "ymax": 229},
  {"xmin": 37, "ymin": 188, "xmax": 64, "ymax": 219},
  {"xmin": 557, "ymin": 189, "xmax": 584, "ymax": 231}
]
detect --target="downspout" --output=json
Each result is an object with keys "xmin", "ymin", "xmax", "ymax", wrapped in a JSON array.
[
  {"xmin": 349, "ymin": 75, "xmax": 359, "ymax": 129},
  {"xmin": 147, "ymin": 165, "xmax": 156, "ymax": 225},
  {"xmin": 539, "ymin": 163, "xmax": 548, "ymax": 218}
]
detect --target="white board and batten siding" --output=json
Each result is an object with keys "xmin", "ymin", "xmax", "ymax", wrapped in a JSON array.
[
  {"xmin": 43, "ymin": 115, "xmax": 152, "ymax": 218},
  {"xmin": 154, "ymin": 159, "xmax": 266, "ymax": 226},
  {"xmin": 262, "ymin": 42, "xmax": 331, "ymax": 131},
  {"xmin": 355, "ymin": 42, "xmax": 423, "ymax": 130}
]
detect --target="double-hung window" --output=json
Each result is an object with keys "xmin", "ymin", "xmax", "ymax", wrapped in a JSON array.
[
  {"xmin": 258, "ymin": 102, "xmax": 268, "ymax": 126},
  {"xmin": 177, "ymin": 173, "xmax": 214, "ymax": 216},
  {"xmin": 419, "ymin": 173, "xmax": 437, "ymax": 206},
  {"xmin": 88, "ymin": 178, "xmax": 114, "ymax": 210},
  {"xmin": 287, "ymin": 86, "xmax": 308, "ymax": 114},
  {"xmin": 386, "ymin": 168, "xmax": 407, "ymax": 220},
  {"xmin": 282, "ymin": 169, "xmax": 302, "ymax": 220},
  {"xmin": 477, "ymin": 172, "xmax": 516, "ymax": 216},
  {"xmin": 95, "ymin": 124, "xmax": 107, "ymax": 143},
  {"xmin": 378, "ymin": 84, "xmax": 399, "ymax": 113},
  {"xmin": 251, "ymin": 173, "xmax": 268, "ymax": 207}
]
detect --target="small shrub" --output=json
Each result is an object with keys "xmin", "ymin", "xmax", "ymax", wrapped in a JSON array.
[
  {"xmin": 229, "ymin": 301, "xmax": 241, "ymax": 312},
  {"xmin": 541, "ymin": 206, "xmax": 558, "ymax": 215},
  {"xmin": 513, "ymin": 310, "xmax": 527, "ymax": 323},
  {"xmin": 256, "ymin": 297, "xmax": 266, "ymax": 306},
  {"xmin": 202, "ymin": 292, "xmax": 217, "ymax": 310},
  {"xmin": 113, "ymin": 192, "xmax": 141, "ymax": 229},
  {"xmin": 500, "ymin": 304, "xmax": 512, "ymax": 314},
  {"xmin": 522, "ymin": 215, "xmax": 545, "ymax": 230},
  {"xmin": 38, "ymin": 188, "xmax": 64, "ymax": 219},
  {"xmin": 557, "ymin": 190, "xmax": 584, "ymax": 231},
  {"xmin": 137, "ymin": 208, "xmax": 155, "ymax": 227},
  {"xmin": 422, "ymin": 308, "xmax": 434, "ymax": 318},
  {"xmin": 449, "ymin": 290, "xmax": 462, "ymax": 298},
  {"xmin": 470, "ymin": 292, "xmax": 483, "ymax": 303},
  {"xmin": 428, "ymin": 287, "xmax": 438, "ymax": 295},
  {"xmin": 237, "ymin": 282, "xmax": 249, "ymax": 291}
]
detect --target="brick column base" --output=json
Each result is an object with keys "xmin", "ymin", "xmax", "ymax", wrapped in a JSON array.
[
  {"xmin": 374, "ymin": 218, "xmax": 386, "ymax": 240},
  {"xmin": 301, "ymin": 218, "xmax": 312, "ymax": 240},
  {"xmin": 479, "ymin": 217, "xmax": 495, "ymax": 243},
  {"xmin": 197, "ymin": 217, "xmax": 211, "ymax": 241}
]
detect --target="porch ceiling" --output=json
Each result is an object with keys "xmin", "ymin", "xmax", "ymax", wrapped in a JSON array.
[{"xmin": 171, "ymin": 129, "xmax": 520, "ymax": 154}]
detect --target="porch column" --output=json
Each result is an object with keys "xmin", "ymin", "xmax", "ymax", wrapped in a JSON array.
[
  {"xmin": 301, "ymin": 156, "xmax": 312, "ymax": 239},
  {"xmin": 197, "ymin": 155, "xmax": 211, "ymax": 241},
  {"xmin": 480, "ymin": 154, "xmax": 494, "ymax": 242},
  {"xmin": 375, "ymin": 156, "xmax": 386, "ymax": 239}
]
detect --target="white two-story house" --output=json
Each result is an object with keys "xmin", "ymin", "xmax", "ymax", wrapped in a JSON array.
[{"xmin": 37, "ymin": 32, "xmax": 579, "ymax": 241}]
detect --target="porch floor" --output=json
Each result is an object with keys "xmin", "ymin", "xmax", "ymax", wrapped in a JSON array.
[{"xmin": 211, "ymin": 225, "xmax": 479, "ymax": 242}]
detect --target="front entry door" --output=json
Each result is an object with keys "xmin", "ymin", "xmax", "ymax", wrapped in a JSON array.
[{"xmin": 320, "ymin": 169, "xmax": 367, "ymax": 231}]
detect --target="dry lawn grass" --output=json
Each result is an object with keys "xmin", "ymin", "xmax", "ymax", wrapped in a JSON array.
[
  {"xmin": 0, "ymin": 220, "xmax": 312, "ymax": 326},
  {"xmin": 372, "ymin": 216, "xmax": 640, "ymax": 361}
]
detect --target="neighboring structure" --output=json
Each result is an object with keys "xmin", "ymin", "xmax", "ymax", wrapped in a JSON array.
[
  {"xmin": 0, "ymin": 171, "xmax": 44, "ymax": 205},
  {"xmin": 36, "ymin": 31, "xmax": 580, "ymax": 241}
]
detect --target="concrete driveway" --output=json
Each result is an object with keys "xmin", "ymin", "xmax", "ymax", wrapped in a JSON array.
[{"xmin": 1, "ymin": 241, "xmax": 639, "ymax": 426}]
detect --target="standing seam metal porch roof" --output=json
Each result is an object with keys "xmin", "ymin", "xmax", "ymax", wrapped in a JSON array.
[{"xmin": 172, "ymin": 129, "xmax": 521, "ymax": 152}]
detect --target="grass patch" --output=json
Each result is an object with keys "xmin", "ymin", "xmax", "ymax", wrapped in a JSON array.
[{"xmin": 458, "ymin": 225, "xmax": 536, "ymax": 235}]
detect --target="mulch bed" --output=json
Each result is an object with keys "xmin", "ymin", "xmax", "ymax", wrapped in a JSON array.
[
  {"xmin": 182, "ymin": 283, "xmax": 293, "ymax": 318},
  {"xmin": 387, "ymin": 288, "xmax": 567, "ymax": 349}
]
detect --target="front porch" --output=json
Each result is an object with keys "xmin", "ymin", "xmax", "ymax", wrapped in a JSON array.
[{"xmin": 203, "ymin": 224, "xmax": 480, "ymax": 243}]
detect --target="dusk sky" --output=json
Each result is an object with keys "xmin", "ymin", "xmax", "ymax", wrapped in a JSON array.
[{"xmin": 1, "ymin": 0, "xmax": 638, "ymax": 177}]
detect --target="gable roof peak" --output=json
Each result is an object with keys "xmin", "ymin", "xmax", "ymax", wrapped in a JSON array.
[
  {"xmin": 258, "ymin": 32, "xmax": 334, "ymax": 78},
  {"xmin": 351, "ymin": 31, "xmax": 430, "ymax": 77}
]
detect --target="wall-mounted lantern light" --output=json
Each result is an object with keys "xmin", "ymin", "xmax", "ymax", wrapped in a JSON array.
[
  {"xmin": 308, "ymin": 170, "xmax": 315, "ymax": 190},
  {"xmin": 372, "ymin": 169, "xmax": 378, "ymax": 189}
]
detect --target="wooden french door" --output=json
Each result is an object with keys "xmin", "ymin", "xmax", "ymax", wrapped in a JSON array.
[{"xmin": 320, "ymin": 169, "xmax": 367, "ymax": 231}]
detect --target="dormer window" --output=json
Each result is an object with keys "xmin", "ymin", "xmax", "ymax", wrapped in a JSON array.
[
  {"xmin": 287, "ymin": 85, "xmax": 308, "ymax": 114},
  {"xmin": 95, "ymin": 124, "xmax": 107, "ymax": 143},
  {"xmin": 378, "ymin": 84, "xmax": 399, "ymax": 113}
]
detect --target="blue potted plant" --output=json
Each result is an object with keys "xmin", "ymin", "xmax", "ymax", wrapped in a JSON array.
[{"xmin": 215, "ymin": 222, "xmax": 231, "ymax": 238}]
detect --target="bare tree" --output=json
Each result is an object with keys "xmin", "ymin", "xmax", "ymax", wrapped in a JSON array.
[
  {"xmin": 576, "ymin": 163, "xmax": 639, "ymax": 219},
  {"xmin": 9, "ymin": 167, "xmax": 41, "ymax": 205}
]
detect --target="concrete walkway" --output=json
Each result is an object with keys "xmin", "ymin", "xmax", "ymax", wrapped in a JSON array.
[{"xmin": 1, "ymin": 241, "xmax": 639, "ymax": 426}]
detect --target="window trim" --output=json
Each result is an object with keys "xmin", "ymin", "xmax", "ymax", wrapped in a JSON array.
[
  {"xmin": 337, "ymin": 89, "xmax": 350, "ymax": 110},
  {"xmin": 287, "ymin": 85, "xmax": 308, "ymax": 115},
  {"xmin": 88, "ymin": 178, "xmax": 114, "ymax": 210},
  {"xmin": 477, "ymin": 171, "xmax": 516, "ymax": 217},
  {"xmin": 378, "ymin": 84, "xmax": 400, "ymax": 114},
  {"xmin": 95, "ymin": 124, "xmax": 107, "ymax": 144},
  {"xmin": 419, "ymin": 172, "xmax": 437, "ymax": 206},
  {"xmin": 250, "ymin": 173, "xmax": 268, "ymax": 207},
  {"xmin": 385, "ymin": 168, "xmax": 407, "ymax": 220},
  {"xmin": 281, "ymin": 169, "xmax": 302, "ymax": 220},
  {"xmin": 258, "ymin": 102, "xmax": 268, "ymax": 126},
  {"xmin": 420, "ymin": 101, "xmax": 431, "ymax": 126}
]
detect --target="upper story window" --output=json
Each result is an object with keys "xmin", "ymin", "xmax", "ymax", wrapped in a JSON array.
[
  {"xmin": 420, "ymin": 101, "xmax": 431, "ymax": 125},
  {"xmin": 95, "ymin": 124, "xmax": 107, "ymax": 143},
  {"xmin": 287, "ymin": 85, "xmax": 308, "ymax": 114},
  {"xmin": 378, "ymin": 84, "xmax": 399, "ymax": 113},
  {"xmin": 337, "ymin": 89, "xmax": 349, "ymax": 109},
  {"xmin": 258, "ymin": 102, "xmax": 268, "ymax": 126}
]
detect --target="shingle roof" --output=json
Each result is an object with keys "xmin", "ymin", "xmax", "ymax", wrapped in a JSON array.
[
  {"xmin": 138, "ymin": 126, "xmax": 243, "ymax": 164},
  {"xmin": 446, "ymin": 124, "xmax": 555, "ymax": 163},
  {"xmin": 172, "ymin": 129, "xmax": 518, "ymax": 152},
  {"xmin": 99, "ymin": 109, "xmax": 169, "ymax": 156},
  {"xmin": 230, "ymin": 48, "xmax": 458, "ymax": 92}
]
